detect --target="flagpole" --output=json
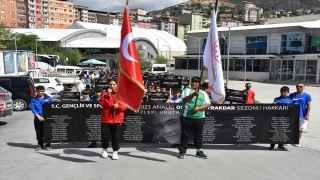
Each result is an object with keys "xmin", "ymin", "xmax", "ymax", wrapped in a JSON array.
[
  {"xmin": 114, "ymin": 0, "xmax": 129, "ymax": 118},
  {"xmin": 193, "ymin": 0, "xmax": 219, "ymax": 109}
]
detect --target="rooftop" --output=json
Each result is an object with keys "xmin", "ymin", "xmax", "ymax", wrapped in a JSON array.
[
  {"xmin": 68, "ymin": 21, "xmax": 187, "ymax": 51},
  {"xmin": 10, "ymin": 22, "xmax": 187, "ymax": 52},
  {"xmin": 188, "ymin": 20, "xmax": 320, "ymax": 34},
  {"xmin": 267, "ymin": 15, "xmax": 320, "ymax": 24}
]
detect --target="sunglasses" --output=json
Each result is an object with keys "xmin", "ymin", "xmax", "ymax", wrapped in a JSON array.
[{"xmin": 296, "ymin": 86, "xmax": 303, "ymax": 88}]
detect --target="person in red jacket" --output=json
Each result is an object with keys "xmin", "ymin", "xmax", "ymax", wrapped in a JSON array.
[{"xmin": 100, "ymin": 78, "xmax": 127, "ymax": 160}]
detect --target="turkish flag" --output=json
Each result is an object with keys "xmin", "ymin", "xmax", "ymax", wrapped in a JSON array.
[{"xmin": 116, "ymin": 5, "xmax": 145, "ymax": 112}]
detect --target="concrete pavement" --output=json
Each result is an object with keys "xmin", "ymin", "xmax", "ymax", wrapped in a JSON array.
[{"xmin": 0, "ymin": 81, "xmax": 319, "ymax": 180}]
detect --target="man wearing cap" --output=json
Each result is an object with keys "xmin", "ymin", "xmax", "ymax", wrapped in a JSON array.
[{"xmin": 178, "ymin": 76, "xmax": 211, "ymax": 159}]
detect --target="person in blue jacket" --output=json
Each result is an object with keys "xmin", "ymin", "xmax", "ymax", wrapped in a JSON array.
[
  {"xmin": 30, "ymin": 86, "xmax": 53, "ymax": 151},
  {"xmin": 87, "ymin": 88, "xmax": 103, "ymax": 148},
  {"xmin": 270, "ymin": 86, "xmax": 293, "ymax": 151},
  {"xmin": 89, "ymin": 88, "xmax": 102, "ymax": 102}
]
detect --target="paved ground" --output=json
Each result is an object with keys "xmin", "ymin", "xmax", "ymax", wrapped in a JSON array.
[{"xmin": 0, "ymin": 81, "xmax": 319, "ymax": 180}]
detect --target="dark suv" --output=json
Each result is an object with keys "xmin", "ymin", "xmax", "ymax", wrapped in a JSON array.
[{"xmin": 0, "ymin": 76, "xmax": 35, "ymax": 111}]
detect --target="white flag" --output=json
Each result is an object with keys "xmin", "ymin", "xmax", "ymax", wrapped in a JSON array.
[{"xmin": 203, "ymin": 10, "xmax": 225, "ymax": 103}]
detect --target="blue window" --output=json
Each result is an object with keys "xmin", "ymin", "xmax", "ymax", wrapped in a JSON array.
[
  {"xmin": 246, "ymin": 36, "xmax": 267, "ymax": 54},
  {"xmin": 281, "ymin": 33, "xmax": 302, "ymax": 54},
  {"xmin": 202, "ymin": 38, "xmax": 227, "ymax": 55}
]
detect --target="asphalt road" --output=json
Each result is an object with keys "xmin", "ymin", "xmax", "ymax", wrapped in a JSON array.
[{"xmin": 0, "ymin": 81, "xmax": 319, "ymax": 180}]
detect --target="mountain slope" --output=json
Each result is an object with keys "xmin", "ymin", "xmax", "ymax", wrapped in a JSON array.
[{"xmin": 218, "ymin": 0, "xmax": 320, "ymax": 10}]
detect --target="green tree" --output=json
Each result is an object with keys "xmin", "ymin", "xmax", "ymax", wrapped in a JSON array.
[
  {"xmin": 261, "ymin": 12, "xmax": 271, "ymax": 18},
  {"xmin": 0, "ymin": 24, "xmax": 14, "ymax": 49},
  {"xmin": 41, "ymin": 43, "xmax": 84, "ymax": 66},
  {"xmin": 15, "ymin": 33, "xmax": 43, "ymax": 53},
  {"xmin": 155, "ymin": 55, "xmax": 168, "ymax": 64},
  {"xmin": 66, "ymin": 48, "xmax": 84, "ymax": 66},
  {"xmin": 0, "ymin": 26, "xmax": 84, "ymax": 66}
]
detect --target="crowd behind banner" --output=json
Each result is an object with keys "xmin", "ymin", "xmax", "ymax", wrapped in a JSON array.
[{"xmin": 69, "ymin": 70, "xmax": 247, "ymax": 104}]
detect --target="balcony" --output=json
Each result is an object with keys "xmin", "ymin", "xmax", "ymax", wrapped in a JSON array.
[
  {"xmin": 18, "ymin": 13, "xmax": 26, "ymax": 17},
  {"xmin": 29, "ymin": 17, "xmax": 35, "ymax": 22},
  {"xmin": 18, "ymin": 18, "xmax": 26, "ymax": 22},
  {"xmin": 29, "ymin": 5, "xmax": 35, "ymax": 10},
  {"xmin": 43, "ymin": 13, "xmax": 48, "ymax": 17},
  {"xmin": 43, "ymin": 8, "xmax": 48, "ymax": 12},
  {"xmin": 29, "ymin": 13, "xmax": 35, "ymax": 17},
  {"xmin": 43, "ymin": 3, "xmax": 48, "ymax": 7},
  {"xmin": 28, "ymin": 1, "xmax": 35, "ymax": 5}
]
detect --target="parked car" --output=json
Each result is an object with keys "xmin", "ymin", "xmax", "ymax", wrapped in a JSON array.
[
  {"xmin": 33, "ymin": 77, "xmax": 64, "ymax": 92},
  {"xmin": 45, "ymin": 88, "xmax": 61, "ymax": 102},
  {"xmin": 0, "ymin": 86, "xmax": 13, "ymax": 118},
  {"xmin": 0, "ymin": 76, "xmax": 35, "ymax": 111}
]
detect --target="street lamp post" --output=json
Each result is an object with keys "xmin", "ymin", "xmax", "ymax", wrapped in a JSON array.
[
  {"xmin": 35, "ymin": 38, "xmax": 38, "ymax": 69},
  {"xmin": 222, "ymin": 32, "xmax": 262, "ymax": 84},
  {"xmin": 161, "ymin": 44, "xmax": 171, "ymax": 66},
  {"xmin": 14, "ymin": 35, "xmax": 17, "ymax": 53},
  {"xmin": 156, "ymin": 38, "xmax": 159, "ymax": 52}
]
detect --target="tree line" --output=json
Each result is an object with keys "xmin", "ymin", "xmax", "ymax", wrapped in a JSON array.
[{"xmin": 0, "ymin": 24, "xmax": 84, "ymax": 66}]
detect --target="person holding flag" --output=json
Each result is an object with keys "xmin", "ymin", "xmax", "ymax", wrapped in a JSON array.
[
  {"xmin": 178, "ymin": 0, "xmax": 224, "ymax": 159},
  {"xmin": 99, "ymin": 0, "xmax": 145, "ymax": 160}
]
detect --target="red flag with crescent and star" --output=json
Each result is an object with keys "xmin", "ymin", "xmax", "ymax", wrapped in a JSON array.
[{"xmin": 116, "ymin": 2, "xmax": 145, "ymax": 112}]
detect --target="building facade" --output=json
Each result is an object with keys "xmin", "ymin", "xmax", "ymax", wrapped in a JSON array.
[
  {"xmin": 235, "ymin": 1, "xmax": 263, "ymax": 23},
  {"xmin": 88, "ymin": 11, "xmax": 97, "ymax": 23},
  {"xmin": 174, "ymin": 20, "xmax": 320, "ymax": 84},
  {"xmin": 130, "ymin": 8, "xmax": 148, "ymax": 15},
  {"xmin": 0, "ymin": 0, "xmax": 17, "ymax": 28},
  {"xmin": 73, "ymin": 5, "xmax": 88, "ymax": 22},
  {"xmin": 16, "ymin": 0, "xmax": 27, "ymax": 28},
  {"xmin": 48, "ymin": 0, "xmax": 74, "ymax": 29}
]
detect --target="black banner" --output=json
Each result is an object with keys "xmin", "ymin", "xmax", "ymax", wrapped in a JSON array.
[
  {"xmin": 147, "ymin": 92, "xmax": 169, "ymax": 103},
  {"xmin": 145, "ymin": 75, "xmax": 159, "ymax": 84},
  {"xmin": 60, "ymin": 92, "xmax": 80, "ymax": 101},
  {"xmin": 95, "ymin": 79, "xmax": 109, "ymax": 91},
  {"xmin": 43, "ymin": 102, "xmax": 299, "ymax": 144},
  {"xmin": 181, "ymin": 77, "xmax": 190, "ymax": 86},
  {"xmin": 225, "ymin": 89, "xmax": 248, "ymax": 104},
  {"xmin": 159, "ymin": 75, "xmax": 182, "ymax": 89}
]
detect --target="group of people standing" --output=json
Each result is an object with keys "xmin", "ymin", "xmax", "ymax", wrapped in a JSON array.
[
  {"xmin": 242, "ymin": 82, "xmax": 312, "ymax": 151},
  {"xmin": 30, "ymin": 72, "xmax": 312, "ymax": 160}
]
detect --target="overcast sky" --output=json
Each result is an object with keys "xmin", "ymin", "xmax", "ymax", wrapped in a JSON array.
[{"xmin": 73, "ymin": 0, "xmax": 188, "ymax": 12}]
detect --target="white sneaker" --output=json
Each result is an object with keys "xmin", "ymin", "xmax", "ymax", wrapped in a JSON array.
[
  {"xmin": 101, "ymin": 149, "xmax": 108, "ymax": 158},
  {"xmin": 292, "ymin": 144, "xmax": 300, "ymax": 147},
  {"xmin": 112, "ymin": 151, "xmax": 118, "ymax": 160}
]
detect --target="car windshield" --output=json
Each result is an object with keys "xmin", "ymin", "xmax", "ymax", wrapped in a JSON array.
[
  {"xmin": 0, "ymin": 86, "xmax": 8, "ymax": 93},
  {"xmin": 153, "ymin": 67, "xmax": 165, "ymax": 71},
  {"xmin": 55, "ymin": 78, "xmax": 62, "ymax": 83}
]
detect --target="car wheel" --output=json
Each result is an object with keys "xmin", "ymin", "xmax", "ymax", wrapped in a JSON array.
[{"xmin": 13, "ymin": 99, "xmax": 27, "ymax": 111}]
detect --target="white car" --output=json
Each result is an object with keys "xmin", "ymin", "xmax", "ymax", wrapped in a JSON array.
[{"xmin": 33, "ymin": 77, "xmax": 65, "ymax": 92}]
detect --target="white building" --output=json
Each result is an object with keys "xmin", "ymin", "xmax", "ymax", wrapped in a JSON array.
[
  {"xmin": 174, "ymin": 20, "xmax": 320, "ymax": 84},
  {"xmin": 11, "ymin": 22, "xmax": 186, "ymax": 68}
]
